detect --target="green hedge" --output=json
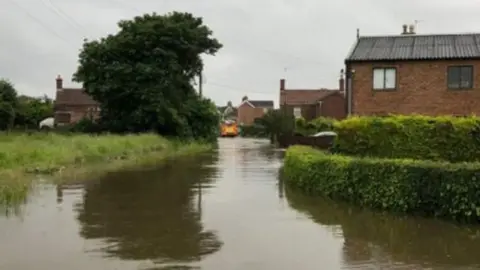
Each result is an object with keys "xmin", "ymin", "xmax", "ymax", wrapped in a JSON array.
[
  {"xmin": 302, "ymin": 115, "xmax": 480, "ymax": 162},
  {"xmin": 240, "ymin": 124, "xmax": 267, "ymax": 138},
  {"xmin": 283, "ymin": 145, "xmax": 480, "ymax": 223}
]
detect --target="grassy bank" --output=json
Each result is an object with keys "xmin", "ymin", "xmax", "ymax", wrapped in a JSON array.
[
  {"xmin": 283, "ymin": 145, "xmax": 480, "ymax": 223},
  {"xmin": 0, "ymin": 133, "xmax": 213, "ymax": 206}
]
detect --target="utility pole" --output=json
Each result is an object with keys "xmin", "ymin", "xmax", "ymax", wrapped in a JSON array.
[{"xmin": 198, "ymin": 68, "xmax": 203, "ymax": 97}]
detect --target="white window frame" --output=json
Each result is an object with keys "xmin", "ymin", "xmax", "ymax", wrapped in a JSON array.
[
  {"xmin": 293, "ymin": 107, "xmax": 302, "ymax": 119},
  {"xmin": 373, "ymin": 67, "xmax": 396, "ymax": 90}
]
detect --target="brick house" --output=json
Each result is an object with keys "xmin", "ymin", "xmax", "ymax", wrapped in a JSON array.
[
  {"xmin": 279, "ymin": 75, "xmax": 347, "ymax": 121},
  {"xmin": 54, "ymin": 75, "xmax": 100, "ymax": 126},
  {"xmin": 344, "ymin": 25, "xmax": 480, "ymax": 116},
  {"xmin": 237, "ymin": 96, "xmax": 274, "ymax": 125}
]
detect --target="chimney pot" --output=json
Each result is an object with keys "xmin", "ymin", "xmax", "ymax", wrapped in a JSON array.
[
  {"xmin": 280, "ymin": 79, "xmax": 285, "ymax": 91},
  {"xmin": 402, "ymin": 24, "xmax": 408, "ymax": 35},
  {"xmin": 409, "ymin": 24, "xmax": 415, "ymax": 34},
  {"xmin": 56, "ymin": 75, "xmax": 63, "ymax": 90},
  {"xmin": 339, "ymin": 69, "xmax": 345, "ymax": 95}
]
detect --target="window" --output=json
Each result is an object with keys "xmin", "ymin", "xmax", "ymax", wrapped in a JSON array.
[
  {"xmin": 373, "ymin": 68, "xmax": 396, "ymax": 90},
  {"xmin": 263, "ymin": 108, "xmax": 269, "ymax": 113},
  {"xmin": 293, "ymin": 107, "xmax": 302, "ymax": 119},
  {"xmin": 448, "ymin": 66, "xmax": 473, "ymax": 89}
]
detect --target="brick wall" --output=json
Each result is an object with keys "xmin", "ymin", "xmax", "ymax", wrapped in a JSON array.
[
  {"xmin": 237, "ymin": 103, "xmax": 267, "ymax": 125},
  {"xmin": 351, "ymin": 60, "xmax": 480, "ymax": 116},
  {"xmin": 54, "ymin": 105, "xmax": 100, "ymax": 125},
  {"xmin": 281, "ymin": 93, "xmax": 346, "ymax": 120},
  {"xmin": 319, "ymin": 93, "xmax": 346, "ymax": 119},
  {"xmin": 281, "ymin": 104, "xmax": 318, "ymax": 121}
]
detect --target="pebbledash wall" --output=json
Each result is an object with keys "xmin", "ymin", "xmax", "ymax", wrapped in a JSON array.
[{"xmin": 350, "ymin": 59, "xmax": 480, "ymax": 116}]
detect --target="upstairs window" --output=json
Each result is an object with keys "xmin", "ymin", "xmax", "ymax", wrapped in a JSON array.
[
  {"xmin": 373, "ymin": 68, "xmax": 396, "ymax": 90},
  {"xmin": 448, "ymin": 66, "xmax": 473, "ymax": 89}
]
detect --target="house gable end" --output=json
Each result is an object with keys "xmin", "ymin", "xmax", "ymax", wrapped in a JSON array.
[{"xmin": 239, "ymin": 100, "xmax": 255, "ymax": 108}]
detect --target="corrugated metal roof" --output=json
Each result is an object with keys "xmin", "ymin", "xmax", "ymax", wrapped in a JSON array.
[{"xmin": 346, "ymin": 33, "xmax": 480, "ymax": 62}]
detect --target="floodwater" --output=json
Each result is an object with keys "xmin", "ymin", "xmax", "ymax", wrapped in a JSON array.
[{"xmin": 1, "ymin": 138, "xmax": 480, "ymax": 269}]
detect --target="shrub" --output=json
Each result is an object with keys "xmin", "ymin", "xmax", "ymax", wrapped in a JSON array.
[
  {"xmin": 331, "ymin": 115, "xmax": 480, "ymax": 162},
  {"xmin": 295, "ymin": 117, "xmax": 336, "ymax": 136},
  {"xmin": 309, "ymin": 117, "xmax": 336, "ymax": 132},
  {"xmin": 241, "ymin": 125, "xmax": 267, "ymax": 138},
  {"xmin": 283, "ymin": 145, "xmax": 480, "ymax": 223}
]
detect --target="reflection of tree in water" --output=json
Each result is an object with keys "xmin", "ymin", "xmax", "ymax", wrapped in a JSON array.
[
  {"xmin": 75, "ymin": 154, "xmax": 222, "ymax": 264},
  {"xmin": 284, "ymin": 185, "xmax": 480, "ymax": 269}
]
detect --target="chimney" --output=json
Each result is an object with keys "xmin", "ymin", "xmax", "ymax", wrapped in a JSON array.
[
  {"xmin": 280, "ymin": 79, "xmax": 285, "ymax": 91},
  {"xmin": 409, "ymin": 24, "xmax": 415, "ymax": 34},
  {"xmin": 56, "ymin": 75, "xmax": 63, "ymax": 90},
  {"xmin": 339, "ymin": 69, "xmax": 345, "ymax": 96},
  {"xmin": 402, "ymin": 24, "xmax": 408, "ymax": 35}
]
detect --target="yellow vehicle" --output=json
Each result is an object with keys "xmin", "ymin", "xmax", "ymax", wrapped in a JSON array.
[{"xmin": 220, "ymin": 120, "xmax": 239, "ymax": 137}]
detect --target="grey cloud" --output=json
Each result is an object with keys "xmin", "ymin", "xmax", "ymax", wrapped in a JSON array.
[{"xmin": 1, "ymin": 0, "xmax": 480, "ymax": 106}]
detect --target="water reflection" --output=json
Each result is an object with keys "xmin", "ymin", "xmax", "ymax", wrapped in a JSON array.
[
  {"xmin": 73, "ymin": 153, "xmax": 222, "ymax": 266},
  {"xmin": 285, "ymin": 186, "xmax": 480, "ymax": 269}
]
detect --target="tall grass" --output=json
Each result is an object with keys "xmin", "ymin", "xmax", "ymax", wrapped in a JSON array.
[
  {"xmin": 0, "ymin": 132, "xmax": 212, "ymax": 208},
  {"xmin": 0, "ymin": 133, "xmax": 170, "ymax": 172}
]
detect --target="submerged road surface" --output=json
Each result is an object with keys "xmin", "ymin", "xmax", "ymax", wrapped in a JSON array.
[{"xmin": 1, "ymin": 138, "xmax": 480, "ymax": 269}]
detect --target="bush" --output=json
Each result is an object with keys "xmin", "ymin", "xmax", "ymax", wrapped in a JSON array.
[
  {"xmin": 309, "ymin": 117, "xmax": 336, "ymax": 132},
  {"xmin": 331, "ymin": 115, "xmax": 480, "ymax": 162},
  {"xmin": 69, "ymin": 118, "xmax": 105, "ymax": 134},
  {"xmin": 241, "ymin": 125, "xmax": 267, "ymax": 138},
  {"xmin": 283, "ymin": 145, "xmax": 480, "ymax": 223},
  {"xmin": 295, "ymin": 117, "xmax": 337, "ymax": 136}
]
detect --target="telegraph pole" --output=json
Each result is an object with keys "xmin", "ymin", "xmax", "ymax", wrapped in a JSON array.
[{"xmin": 198, "ymin": 67, "xmax": 203, "ymax": 97}]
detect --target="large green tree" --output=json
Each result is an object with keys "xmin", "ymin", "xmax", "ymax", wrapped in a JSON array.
[
  {"xmin": 0, "ymin": 79, "xmax": 18, "ymax": 130},
  {"xmin": 73, "ymin": 12, "xmax": 222, "ymax": 138}
]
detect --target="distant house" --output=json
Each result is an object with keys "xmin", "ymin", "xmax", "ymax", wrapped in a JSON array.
[
  {"xmin": 237, "ymin": 96, "xmax": 274, "ymax": 125},
  {"xmin": 217, "ymin": 101, "xmax": 237, "ymax": 121},
  {"xmin": 279, "ymin": 75, "xmax": 346, "ymax": 121},
  {"xmin": 344, "ymin": 24, "xmax": 480, "ymax": 116},
  {"xmin": 54, "ymin": 75, "xmax": 100, "ymax": 126}
]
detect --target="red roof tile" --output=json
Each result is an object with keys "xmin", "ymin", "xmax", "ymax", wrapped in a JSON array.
[{"xmin": 55, "ymin": 88, "xmax": 98, "ymax": 106}]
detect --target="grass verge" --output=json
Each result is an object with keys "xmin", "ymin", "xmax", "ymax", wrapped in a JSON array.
[{"xmin": 0, "ymin": 132, "xmax": 213, "ymax": 206}]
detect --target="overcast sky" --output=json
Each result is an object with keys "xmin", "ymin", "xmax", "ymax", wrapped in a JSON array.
[{"xmin": 1, "ymin": 0, "xmax": 480, "ymax": 107}]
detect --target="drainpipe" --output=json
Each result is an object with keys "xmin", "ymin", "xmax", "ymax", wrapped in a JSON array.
[{"xmin": 345, "ymin": 64, "xmax": 354, "ymax": 116}]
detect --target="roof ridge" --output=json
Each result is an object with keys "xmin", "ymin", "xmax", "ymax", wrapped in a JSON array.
[
  {"xmin": 360, "ymin": 32, "xmax": 480, "ymax": 39},
  {"xmin": 284, "ymin": 88, "xmax": 338, "ymax": 92}
]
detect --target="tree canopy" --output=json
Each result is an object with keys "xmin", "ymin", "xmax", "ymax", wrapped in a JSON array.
[
  {"xmin": 73, "ymin": 12, "xmax": 223, "ymax": 139},
  {"xmin": 0, "ymin": 79, "xmax": 53, "ymax": 131},
  {"xmin": 0, "ymin": 79, "xmax": 18, "ymax": 130}
]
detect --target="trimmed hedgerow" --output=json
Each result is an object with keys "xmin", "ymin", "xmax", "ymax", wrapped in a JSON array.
[
  {"xmin": 283, "ymin": 145, "xmax": 480, "ymax": 223},
  {"xmin": 302, "ymin": 115, "xmax": 480, "ymax": 162}
]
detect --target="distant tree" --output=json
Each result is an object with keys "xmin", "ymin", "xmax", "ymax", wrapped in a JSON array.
[
  {"xmin": 0, "ymin": 79, "xmax": 18, "ymax": 130},
  {"xmin": 73, "ymin": 12, "xmax": 222, "ymax": 139},
  {"xmin": 255, "ymin": 109, "xmax": 295, "ymax": 143},
  {"xmin": 15, "ymin": 95, "xmax": 54, "ymax": 129}
]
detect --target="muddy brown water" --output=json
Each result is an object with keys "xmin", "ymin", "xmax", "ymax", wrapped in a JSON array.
[{"xmin": 1, "ymin": 138, "xmax": 480, "ymax": 269}]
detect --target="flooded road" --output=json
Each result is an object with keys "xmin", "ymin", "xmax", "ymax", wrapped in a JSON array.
[{"xmin": 1, "ymin": 138, "xmax": 480, "ymax": 269}]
